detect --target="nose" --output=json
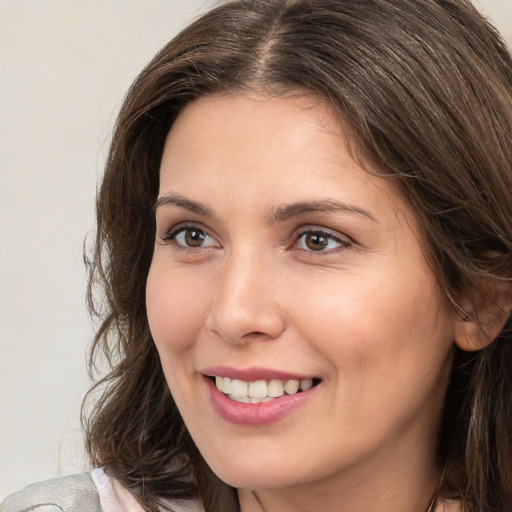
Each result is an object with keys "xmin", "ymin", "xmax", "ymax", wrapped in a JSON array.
[{"xmin": 206, "ymin": 249, "xmax": 287, "ymax": 345}]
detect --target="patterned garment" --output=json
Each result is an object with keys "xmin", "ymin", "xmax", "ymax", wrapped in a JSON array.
[{"xmin": 0, "ymin": 468, "xmax": 203, "ymax": 512}]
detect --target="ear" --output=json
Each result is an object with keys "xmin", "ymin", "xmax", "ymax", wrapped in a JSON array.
[{"xmin": 454, "ymin": 279, "xmax": 512, "ymax": 352}]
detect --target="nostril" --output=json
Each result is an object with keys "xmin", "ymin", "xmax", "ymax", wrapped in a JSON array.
[{"xmin": 241, "ymin": 331, "xmax": 267, "ymax": 339}]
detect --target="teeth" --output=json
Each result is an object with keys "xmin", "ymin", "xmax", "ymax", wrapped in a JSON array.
[
  {"xmin": 222, "ymin": 376, "xmax": 232, "ymax": 394},
  {"xmin": 250, "ymin": 397, "xmax": 273, "ymax": 403},
  {"xmin": 230, "ymin": 379, "xmax": 249, "ymax": 398},
  {"xmin": 268, "ymin": 379, "xmax": 284, "ymax": 398},
  {"xmin": 301, "ymin": 379, "xmax": 313, "ymax": 391},
  {"xmin": 248, "ymin": 380, "xmax": 268, "ymax": 398},
  {"xmin": 214, "ymin": 376, "xmax": 316, "ymax": 401},
  {"xmin": 284, "ymin": 380, "xmax": 299, "ymax": 395},
  {"xmin": 231, "ymin": 395, "xmax": 251, "ymax": 403}
]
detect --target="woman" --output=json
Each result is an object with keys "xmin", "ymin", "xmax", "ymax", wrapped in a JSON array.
[{"xmin": 3, "ymin": 0, "xmax": 512, "ymax": 511}]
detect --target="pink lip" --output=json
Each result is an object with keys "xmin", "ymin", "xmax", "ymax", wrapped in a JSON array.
[
  {"xmin": 202, "ymin": 369, "xmax": 320, "ymax": 426},
  {"xmin": 202, "ymin": 365, "xmax": 314, "ymax": 381}
]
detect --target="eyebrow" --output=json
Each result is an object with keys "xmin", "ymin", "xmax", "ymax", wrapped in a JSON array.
[
  {"xmin": 154, "ymin": 193, "xmax": 214, "ymax": 217},
  {"xmin": 154, "ymin": 193, "xmax": 377, "ymax": 223},
  {"xmin": 266, "ymin": 199, "xmax": 378, "ymax": 224}
]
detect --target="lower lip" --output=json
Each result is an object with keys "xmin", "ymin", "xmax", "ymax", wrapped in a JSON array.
[{"xmin": 205, "ymin": 377, "xmax": 319, "ymax": 426}]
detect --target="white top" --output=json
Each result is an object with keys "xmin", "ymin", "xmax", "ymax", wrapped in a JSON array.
[{"xmin": 90, "ymin": 468, "xmax": 204, "ymax": 512}]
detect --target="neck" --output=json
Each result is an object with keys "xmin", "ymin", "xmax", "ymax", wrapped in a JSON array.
[
  {"xmin": 239, "ymin": 474, "xmax": 440, "ymax": 512},
  {"xmin": 237, "ymin": 441, "xmax": 442, "ymax": 512}
]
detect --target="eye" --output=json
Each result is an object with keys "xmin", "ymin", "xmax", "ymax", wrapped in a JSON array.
[
  {"xmin": 294, "ymin": 229, "xmax": 351, "ymax": 253},
  {"xmin": 162, "ymin": 224, "xmax": 219, "ymax": 249}
]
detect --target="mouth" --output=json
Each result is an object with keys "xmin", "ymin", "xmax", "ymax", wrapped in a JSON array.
[{"xmin": 209, "ymin": 375, "xmax": 322, "ymax": 404}]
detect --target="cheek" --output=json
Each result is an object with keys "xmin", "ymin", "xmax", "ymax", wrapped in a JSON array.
[
  {"xmin": 295, "ymin": 269, "xmax": 454, "ymax": 447},
  {"xmin": 146, "ymin": 263, "xmax": 210, "ymax": 358},
  {"xmin": 296, "ymin": 265, "xmax": 453, "ymax": 376}
]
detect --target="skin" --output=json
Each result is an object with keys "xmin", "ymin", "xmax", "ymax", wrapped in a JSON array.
[{"xmin": 146, "ymin": 92, "xmax": 459, "ymax": 512}]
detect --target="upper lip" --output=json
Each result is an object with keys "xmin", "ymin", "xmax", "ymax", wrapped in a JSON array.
[{"xmin": 201, "ymin": 365, "xmax": 316, "ymax": 381}]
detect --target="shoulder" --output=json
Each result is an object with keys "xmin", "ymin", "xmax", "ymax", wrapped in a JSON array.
[
  {"xmin": 0, "ymin": 472, "xmax": 101, "ymax": 512},
  {"xmin": 1, "ymin": 470, "xmax": 205, "ymax": 512},
  {"xmin": 90, "ymin": 468, "xmax": 205, "ymax": 512}
]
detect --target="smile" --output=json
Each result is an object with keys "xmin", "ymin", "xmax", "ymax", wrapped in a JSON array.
[{"xmin": 214, "ymin": 376, "xmax": 319, "ymax": 403}]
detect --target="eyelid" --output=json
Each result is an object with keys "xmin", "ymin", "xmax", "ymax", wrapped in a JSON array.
[
  {"xmin": 292, "ymin": 225, "xmax": 353, "ymax": 253},
  {"xmin": 160, "ymin": 222, "xmax": 220, "ymax": 248},
  {"xmin": 158, "ymin": 221, "xmax": 353, "ymax": 253}
]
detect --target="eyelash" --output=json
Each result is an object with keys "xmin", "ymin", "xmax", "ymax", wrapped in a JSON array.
[
  {"xmin": 293, "ymin": 228, "xmax": 352, "ymax": 253},
  {"xmin": 160, "ymin": 223, "xmax": 353, "ymax": 254},
  {"xmin": 161, "ymin": 223, "xmax": 218, "ymax": 249}
]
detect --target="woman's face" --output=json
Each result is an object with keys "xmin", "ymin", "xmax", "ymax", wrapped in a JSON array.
[{"xmin": 146, "ymin": 93, "xmax": 456, "ymax": 495}]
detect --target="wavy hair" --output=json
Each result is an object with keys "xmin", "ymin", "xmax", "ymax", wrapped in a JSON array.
[{"xmin": 83, "ymin": 1, "xmax": 512, "ymax": 511}]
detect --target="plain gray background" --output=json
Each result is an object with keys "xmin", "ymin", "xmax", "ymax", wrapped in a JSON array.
[{"xmin": 0, "ymin": 0, "xmax": 511, "ymax": 500}]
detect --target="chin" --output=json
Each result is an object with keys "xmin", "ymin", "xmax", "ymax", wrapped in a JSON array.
[
  {"xmin": 203, "ymin": 452, "xmax": 316, "ymax": 491},
  {"xmin": 215, "ymin": 469, "xmax": 296, "ymax": 491}
]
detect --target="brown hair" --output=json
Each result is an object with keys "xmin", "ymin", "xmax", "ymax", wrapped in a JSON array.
[{"xmin": 83, "ymin": 1, "xmax": 512, "ymax": 511}]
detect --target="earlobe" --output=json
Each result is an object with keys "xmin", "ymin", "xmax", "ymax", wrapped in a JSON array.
[{"xmin": 454, "ymin": 281, "xmax": 512, "ymax": 352}]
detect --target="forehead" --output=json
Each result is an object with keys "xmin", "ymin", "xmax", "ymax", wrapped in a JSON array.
[
  {"xmin": 159, "ymin": 92, "xmax": 409, "ymax": 225},
  {"xmin": 165, "ymin": 91, "xmax": 344, "ymax": 158}
]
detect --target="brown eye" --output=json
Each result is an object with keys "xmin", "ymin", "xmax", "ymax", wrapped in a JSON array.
[
  {"xmin": 184, "ymin": 228, "xmax": 207, "ymax": 247},
  {"xmin": 304, "ymin": 232, "xmax": 329, "ymax": 251},
  {"xmin": 165, "ymin": 225, "xmax": 218, "ymax": 248},
  {"xmin": 295, "ymin": 230, "xmax": 350, "ymax": 253}
]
